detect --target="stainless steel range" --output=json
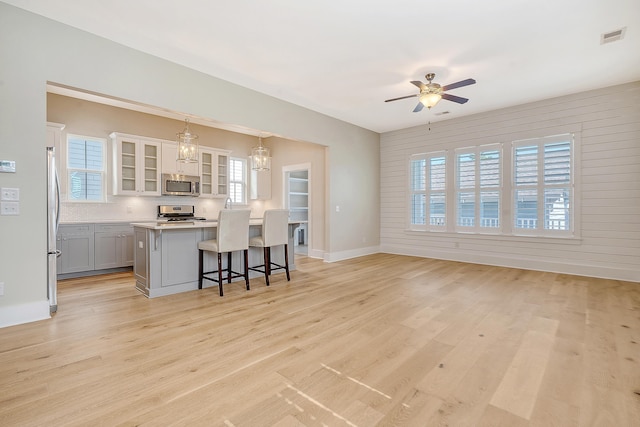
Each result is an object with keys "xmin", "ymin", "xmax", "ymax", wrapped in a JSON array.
[{"xmin": 157, "ymin": 205, "xmax": 206, "ymax": 222}]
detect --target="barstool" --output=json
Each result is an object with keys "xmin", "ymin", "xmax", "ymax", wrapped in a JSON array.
[
  {"xmin": 198, "ymin": 209, "xmax": 250, "ymax": 296},
  {"xmin": 249, "ymin": 209, "xmax": 291, "ymax": 286}
]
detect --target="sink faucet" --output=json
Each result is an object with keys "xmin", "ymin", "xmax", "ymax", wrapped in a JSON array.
[{"xmin": 224, "ymin": 197, "xmax": 233, "ymax": 209}]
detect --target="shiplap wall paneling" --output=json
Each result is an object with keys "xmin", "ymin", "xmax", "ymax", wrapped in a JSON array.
[{"xmin": 380, "ymin": 81, "xmax": 640, "ymax": 281}]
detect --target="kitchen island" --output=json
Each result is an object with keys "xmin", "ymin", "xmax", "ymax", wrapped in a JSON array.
[{"xmin": 131, "ymin": 219, "xmax": 303, "ymax": 297}]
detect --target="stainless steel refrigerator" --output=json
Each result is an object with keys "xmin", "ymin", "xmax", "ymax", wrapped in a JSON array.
[{"xmin": 47, "ymin": 146, "xmax": 60, "ymax": 313}]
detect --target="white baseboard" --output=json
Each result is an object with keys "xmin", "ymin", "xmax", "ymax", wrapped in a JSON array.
[
  {"xmin": 305, "ymin": 248, "xmax": 325, "ymax": 260},
  {"xmin": 0, "ymin": 300, "xmax": 50, "ymax": 328},
  {"xmin": 379, "ymin": 244, "xmax": 640, "ymax": 282},
  {"xmin": 324, "ymin": 245, "xmax": 380, "ymax": 263}
]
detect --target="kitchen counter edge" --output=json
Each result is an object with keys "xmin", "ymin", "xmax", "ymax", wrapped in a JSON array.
[{"xmin": 131, "ymin": 219, "xmax": 306, "ymax": 230}]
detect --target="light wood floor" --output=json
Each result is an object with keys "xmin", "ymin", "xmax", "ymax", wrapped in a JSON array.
[{"xmin": 1, "ymin": 254, "xmax": 639, "ymax": 426}]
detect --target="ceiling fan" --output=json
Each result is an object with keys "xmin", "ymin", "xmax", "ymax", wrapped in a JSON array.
[{"xmin": 385, "ymin": 73, "xmax": 476, "ymax": 112}]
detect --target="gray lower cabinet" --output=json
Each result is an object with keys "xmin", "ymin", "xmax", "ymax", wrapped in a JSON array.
[
  {"xmin": 133, "ymin": 223, "xmax": 300, "ymax": 298},
  {"xmin": 133, "ymin": 228, "xmax": 148, "ymax": 289},
  {"xmin": 94, "ymin": 224, "xmax": 135, "ymax": 270},
  {"xmin": 57, "ymin": 222, "xmax": 134, "ymax": 277},
  {"xmin": 57, "ymin": 224, "xmax": 95, "ymax": 274},
  {"xmin": 160, "ymin": 228, "xmax": 200, "ymax": 287},
  {"xmin": 134, "ymin": 227, "xmax": 203, "ymax": 297}
]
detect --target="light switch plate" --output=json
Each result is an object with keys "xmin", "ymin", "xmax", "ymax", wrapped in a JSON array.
[
  {"xmin": 0, "ymin": 160, "xmax": 16, "ymax": 173},
  {"xmin": 0, "ymin": 187, "xmax": 19, "ymax": 201},
  {"xmin": 0, "ymin": 201, "xmax": 19, "ymax": 215}
]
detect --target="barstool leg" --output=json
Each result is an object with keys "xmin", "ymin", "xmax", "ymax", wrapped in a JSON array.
[
  {"xmin": 263, "ymin": 247, "xmax": 270, "ymax": 286},
  {"xmin": 198, "ymin": 249, "xmax": 204, "ymax": 289},
  {"xmin": 284, "ymin": 243, "xmax": 290, "ymax": 281},
  {"xmin": 217, "ymin": 253, "xmax": 224, "ymax": 297},
  {"xmin": 266, "ymin": 247, "xmax": 272, "ymax": 275},
  {"xmin": 243, "ymin": 249, "xmax": 250, "ymax": 290}
]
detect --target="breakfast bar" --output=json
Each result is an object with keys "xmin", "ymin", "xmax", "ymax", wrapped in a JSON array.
[{"xmin": 131, "ymin": 219, "xmax": 303, "ymax": 297}]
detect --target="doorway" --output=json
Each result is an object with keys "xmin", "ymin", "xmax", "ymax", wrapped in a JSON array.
[{"xmin": 283, "ymin": 164, "xmax": 310, "ymax": 256}]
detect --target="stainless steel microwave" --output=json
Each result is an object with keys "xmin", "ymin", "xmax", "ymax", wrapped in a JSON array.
[{"xmin": 161, "ymin": 174, "xmax": 200, "ymax": 196}]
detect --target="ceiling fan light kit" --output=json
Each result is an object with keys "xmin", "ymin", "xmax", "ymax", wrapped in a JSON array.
[
  {"xmin": 385, "ymin": 72, "xmax": 476, "ymax": 113},
  {"xmin": 419, "ymin": 92, "xmax": 442, "ymax": 109}
]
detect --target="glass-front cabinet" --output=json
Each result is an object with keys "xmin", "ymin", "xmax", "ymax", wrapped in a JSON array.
[
  {"xmin": 161, "ymin": 142, "xmax": 199, "ymax": 176},
  {"xmin": 111, "ymin": 133, "xmax": 162, "ymax": 196},
  {"xmin": 199, "ymin": 147, "xmax": 230, "ymax": 198}
]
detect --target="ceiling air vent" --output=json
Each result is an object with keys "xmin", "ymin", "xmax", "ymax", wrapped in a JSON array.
[
  {"xmin": 601, "ymin": 27, "xmax": 626, "ymax": 44},
  {"xmin": 435, "ymin": 111, "xmax": 450, "ymax": 116}
]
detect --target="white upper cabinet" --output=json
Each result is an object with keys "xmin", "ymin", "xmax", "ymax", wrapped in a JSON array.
[
  {"xmin": 161, "ymin": 142, "xmax": 199, "ymax": 176},
  {"xmin": 250, "ymin": 168, "xmax": 272, "ymax": 200},
  {"xmin": 199, "ymin": 147, "xmax": 230, "ymax": 198},
  {"xmin": 111, "ymin": 133, "xmax": 162, "ymax": 196},
  {"xmin": 111, "ymin": 132, "xmax": 231, "ymax": 198}
]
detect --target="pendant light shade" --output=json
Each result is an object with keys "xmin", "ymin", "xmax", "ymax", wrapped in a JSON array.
[
  {"xmin": 176, "ymin": 118, "xmax": 199, "ymax": 163},
  {"xmin": 251, "ymin": 137, "xmax": 271, "ymax": 171}
]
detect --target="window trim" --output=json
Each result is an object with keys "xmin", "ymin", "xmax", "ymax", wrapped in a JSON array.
[
  {"xmin": 229, "ymin": 157, "xmax": 247, "ymax": 205},
  {"xmin": 408, "ymin": 151, "xmax": 447, "ymax": 231},
  {"xmin": 511, "ymin": 133, "xmax": 575, "ymax": 238},
  {"xmin": 407, "ymin": 132, "xmax": 579, "ymax": 239},
  {"xmin": 65, "ymin": 134, "xmax": 107, "ymax": 203},
  {"xmin": 454, "ymin": 144, "xmax": 503, "ymax": 234}
]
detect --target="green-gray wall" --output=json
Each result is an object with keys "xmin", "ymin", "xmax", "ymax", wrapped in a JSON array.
[{"xmin": 0, "ymin": 3, "xmax": 380, "ymax": 327}]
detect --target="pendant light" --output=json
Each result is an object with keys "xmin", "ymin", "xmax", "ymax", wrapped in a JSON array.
[
  {"xmin": 251, "ymin": 136, "xmax": 271, "ymax": 171},
  {"xmin": 176, "ymin": 118, "xmax": 199, "ymax": 163}
]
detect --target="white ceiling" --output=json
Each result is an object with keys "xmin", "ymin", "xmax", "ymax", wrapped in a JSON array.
[{"xmin": 5, "ymin": 0, "xmax": 640, "ymax": 133}]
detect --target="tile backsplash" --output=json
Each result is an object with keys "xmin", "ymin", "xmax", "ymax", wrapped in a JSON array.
[{"xmin": 59, "ymin": 196, "xmax": 253, "ymax": 223}]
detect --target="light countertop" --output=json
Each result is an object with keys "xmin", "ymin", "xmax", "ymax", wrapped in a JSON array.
[
  {"xmin": 60, "ymin": 219, "xmax": 158, "ymax": 225},
  {"xmin": 131, "ymin": 219, "xmax": 305, "ymax": 230}
]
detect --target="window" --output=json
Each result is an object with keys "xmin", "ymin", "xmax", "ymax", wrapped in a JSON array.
[
  {"xmin": 455, "ymin": 145, "xmax": 501, "ymax": 232},
  {"xmin": 67, "ymin": 135, "xmax": 105, "ymax": 201},
  {"xmin": 410, "ymin": 152, "xmax": 446, "ymax": 230},
  {"xmin": 408, "ymin": 133, "xmax": 574, "ymax": 237},
  {"xmin": 513, "ymin": 134, "xmax": 572, "ymax": 234},
  {"xmin": 228, "ymin": 157, "xmax": 247, "ymax": 204}
]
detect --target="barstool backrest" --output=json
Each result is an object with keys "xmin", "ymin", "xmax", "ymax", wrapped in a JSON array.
[
  {"xmin": 262, "ymin": 209, "xmax": 289, "ymax": 247},
  {"xmin": 217, "ymin": 209, "xmax": 250, "ymax": 253}
]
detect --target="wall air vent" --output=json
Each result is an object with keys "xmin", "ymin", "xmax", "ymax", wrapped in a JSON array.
[{"xmin": 601, "ymin": 27, "xmax": 626, "ymax": 44}]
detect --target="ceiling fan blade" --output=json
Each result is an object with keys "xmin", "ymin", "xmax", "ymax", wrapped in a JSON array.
[
  {"xmin": 384, "ymin": 94, "xmax": 418, "ymax": 103},
  {"xmin": 441, "ymin": 93, "xmax": 469, "ymax": 104},
  {"xmin": 411, "ymin": 80, "xmax": 426, "ymax": 90},
  {"xmin": 442, "ymin": 78, "xmax": 476, "ymax": 91},
  {"xmin": 413, "ymin": 102, "xmax": 424, "ymax": 113}
]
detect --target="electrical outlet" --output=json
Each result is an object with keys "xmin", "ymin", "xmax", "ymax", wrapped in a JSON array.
[
  {"xmin": 0, "ymin": 187, "xmax": 19, "ymax": 201},
  {"xmin": 0, "ymin": 201, "xmax": 19, "ymax": 215}
]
